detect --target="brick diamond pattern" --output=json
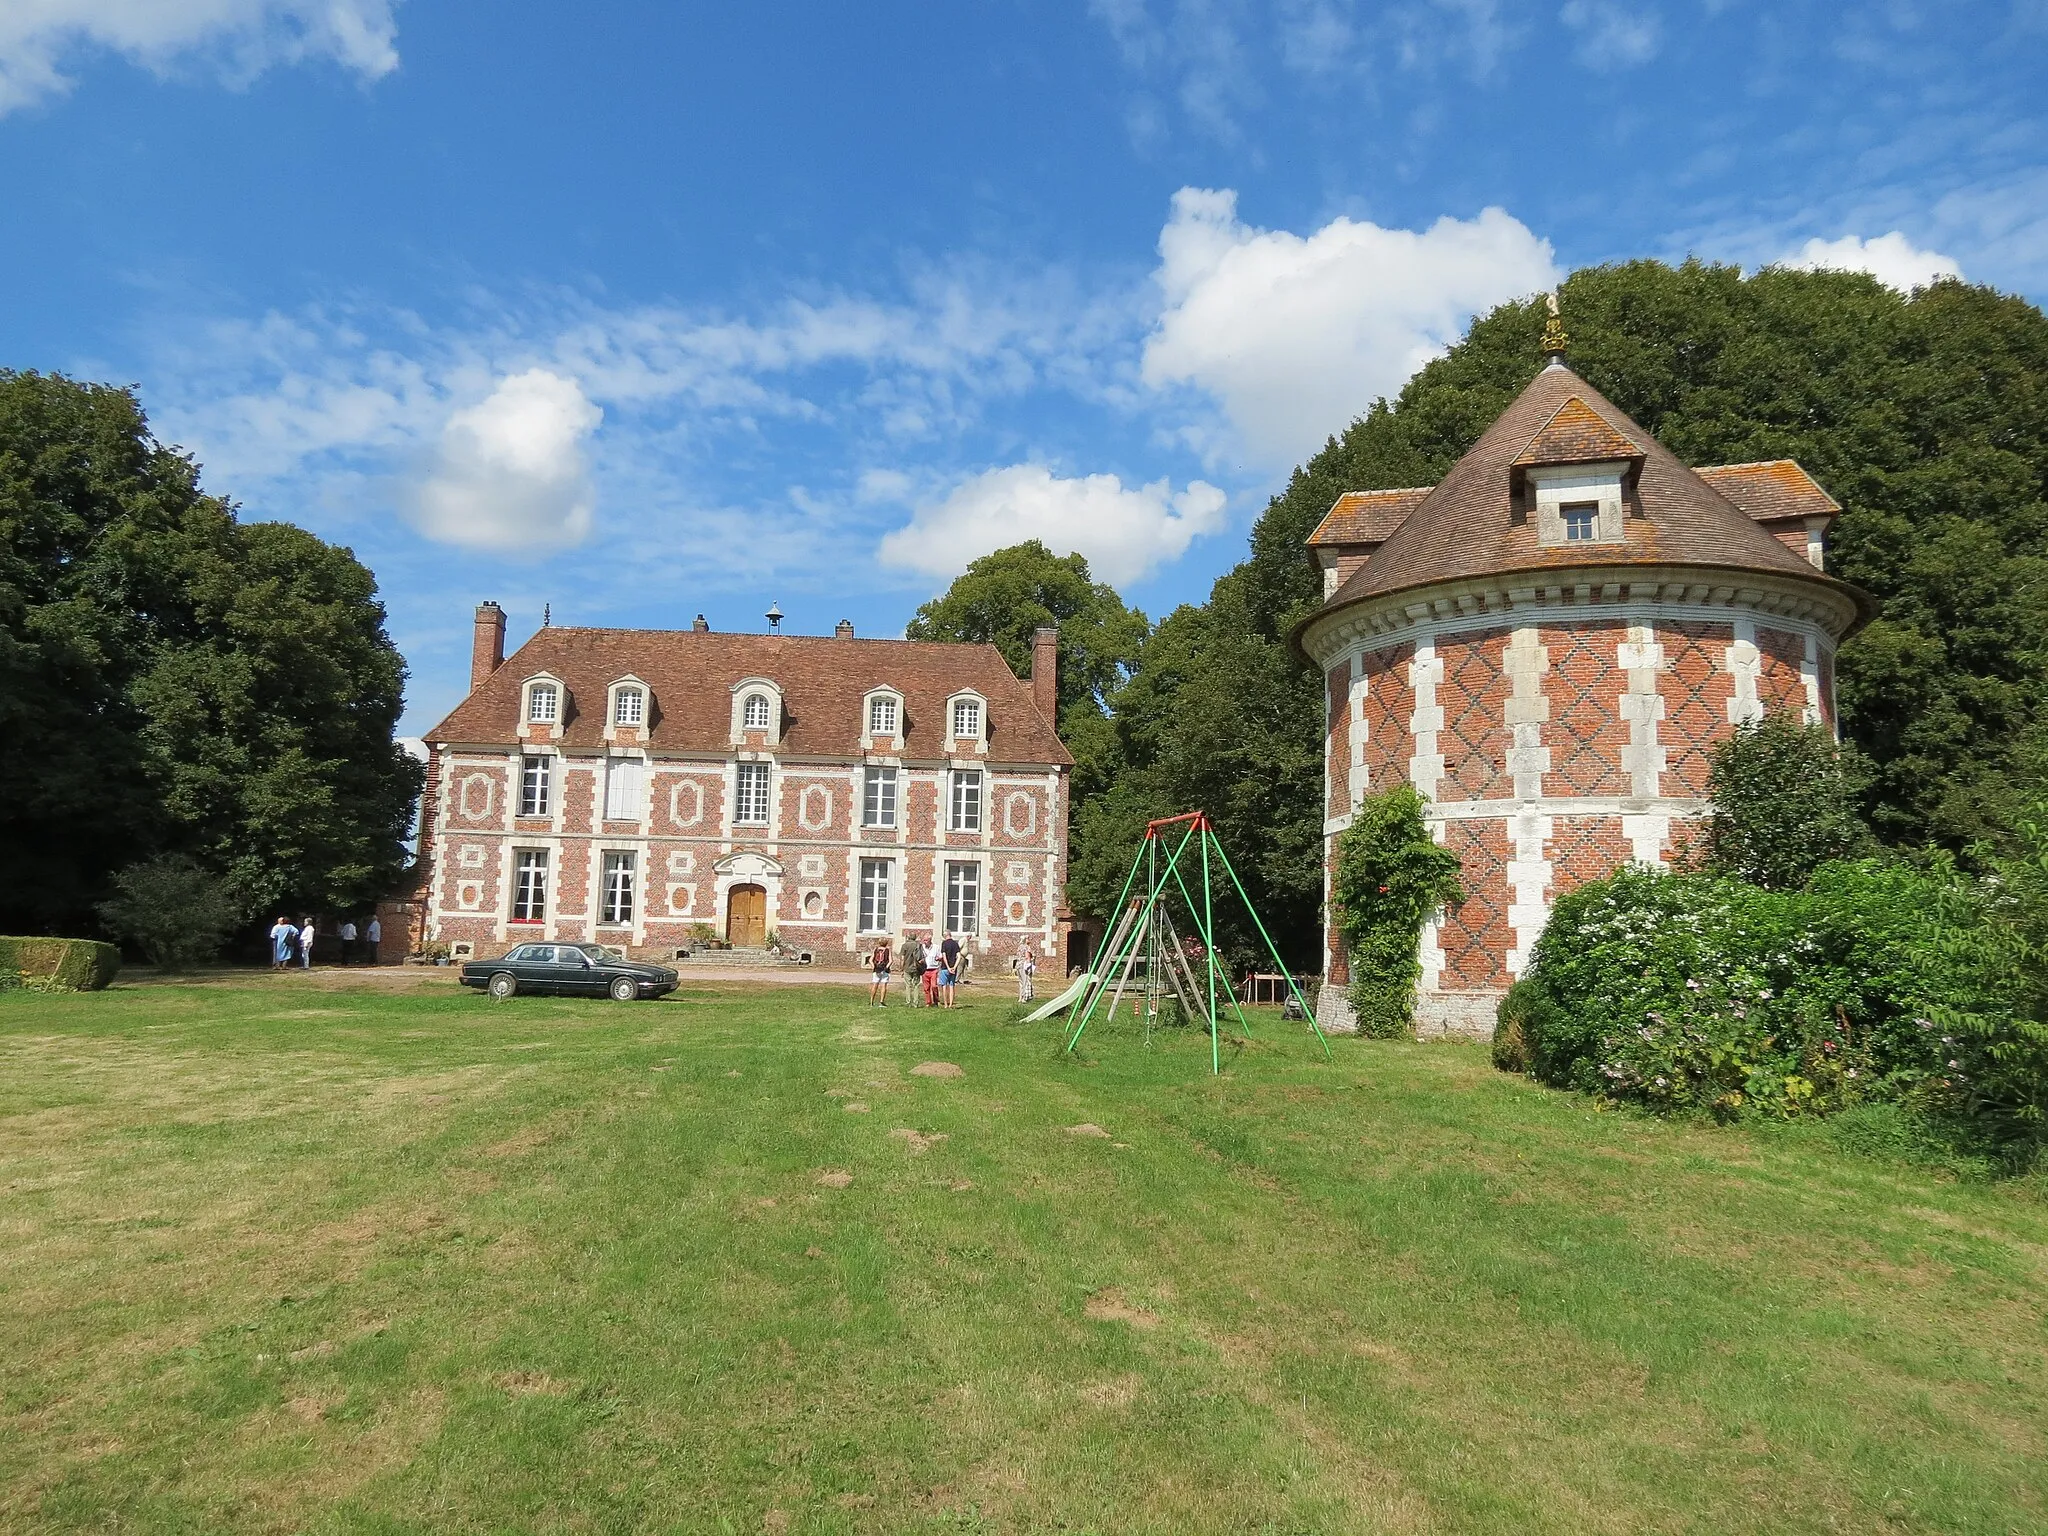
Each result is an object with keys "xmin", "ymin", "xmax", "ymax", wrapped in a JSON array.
[
  {"xmin": 1543, "ymin": 621, "xmax": 1631, "ymax": 796},
  {"xmin": 1548, "ymin": 817, "xmax": 1637, "ymax": 899},
  {"xmin": 1660, "ymin": 620, "xmax": 1731, "ymax": 796},
  {"xmin": 1438, "ymin": 629, "xmax": 1512, "ymax": 802},
  {"xmin": 1437, "ymin": 819, "xmax": 1510, "ymax": 989},
  {"xmin": 1359, "ymin": 644, "xmax": 1413, "ymax": 793},
  {"xmin": 1757, "ymin": 627, "xmax": 1808, "ymax": 718}
]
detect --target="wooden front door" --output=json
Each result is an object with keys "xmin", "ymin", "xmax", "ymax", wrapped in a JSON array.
[{"xmin": 727, "ymin": 884, "xmax": 768, "ymax": 947}]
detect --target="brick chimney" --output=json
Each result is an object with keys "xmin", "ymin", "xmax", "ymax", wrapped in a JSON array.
[
  {"xmin": 835, "ymin": 619, "xmax": 854, "ymax": 639},
  {"xmin": 1031, "ymin": 625, "xmax": 1059, "ymax": 725},
  {"xmin": 471, "ymin": 602, "xmax": 506, "ymax": 692}
]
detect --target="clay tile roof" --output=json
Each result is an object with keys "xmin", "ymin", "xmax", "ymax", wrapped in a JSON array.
[
  {"xmin": 1308, "ymin": 488, "xmax": 1432, "ymax": 547},
  {"xmin": 1510, "ymin": 395, "xmax": 1644, "ymax": 467},
  {"xmin": 1318, "ymin": 362, "xmax": 1862, "ymax": 613},
  {"xmin": 1694, "ymin": 460, "xmax": 1841, "ymax": 524},
  {"xmin": 425, "ymin": 629, "xmax": 1070, "ymax": 765}
]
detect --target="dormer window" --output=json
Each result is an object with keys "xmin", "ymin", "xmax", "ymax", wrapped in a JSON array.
[
  {"xmin": 952, "ymin": 699, "xmax": 981, "ymax": 739},
  {"xmin": 613, "ymin": 687, "xmax": 645, "ymax": 727},
  {"xmin": 527, "ymin": 682, "xmax": 559, "ymax": 724},
  {"xmin": 869, "ymin": 695, "xmax": 898, "ymax": 736},
  {"xmin": 1561, "ymin": 503, "xmax": 1598, "ymax": 542},
  {"xmin": 1530, "ymin": 463, "xmax": 1627, "ymax": 548},
  {"xmin": 743, "ymin": 693, "xmax": 772, "ymax": 730}
]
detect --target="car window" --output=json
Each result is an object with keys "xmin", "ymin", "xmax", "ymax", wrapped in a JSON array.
[
  {"xmin": 560, "ymin": 948, "xmax": 590, "ymax": 966},
  {"xmin": 507, "ymin": 945, "xmax": 538, "ymax": 962},
  {"xmin": 577, "ymin": 945, "xmax": 608, "ymax": 962},
  {"xmin": 527, "ymin": 945, "xmax": 555, "ymax": 963}
]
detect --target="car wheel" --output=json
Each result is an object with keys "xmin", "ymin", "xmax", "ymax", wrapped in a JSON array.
[
  {"xmin": 609, "ymin": 975, "xmax": 639, "ymax": 1002},
  {"xmin": 487, "ymin": 972, "xmax": 517, "ymax": 1000}
]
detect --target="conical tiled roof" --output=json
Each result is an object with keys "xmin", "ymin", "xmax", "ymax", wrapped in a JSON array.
[{"xmin": 1320, "ymin": 362, "xmax": 1853, "ymax": 611}]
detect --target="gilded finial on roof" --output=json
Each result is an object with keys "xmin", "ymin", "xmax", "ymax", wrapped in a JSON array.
[{"xmin": 1540, "ymin": 291, "xmax": 1569, "ymax": 364}]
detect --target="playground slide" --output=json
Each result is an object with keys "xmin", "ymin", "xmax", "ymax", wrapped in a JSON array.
[{"xmin": 1021, "ymin": 972, "xmax": 1097, "ymax": 1023}]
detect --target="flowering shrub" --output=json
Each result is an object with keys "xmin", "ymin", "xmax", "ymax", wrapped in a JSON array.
[{"xmin": 1504, "ymin": 860, "xmax": 2047, "ymax": 1159}]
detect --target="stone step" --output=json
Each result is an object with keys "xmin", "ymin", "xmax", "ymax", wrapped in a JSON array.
[{"xmin": 673, "ymin": 946, "xmax": 803, "ymax": 969}]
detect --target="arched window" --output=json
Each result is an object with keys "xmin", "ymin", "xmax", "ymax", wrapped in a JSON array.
[
  {"xmin": 527, "ymin": 683, "xmax": 559, "ymax": 724},
  {"xmin": 743, "ymin": 693, "xmax": 772, "ymax": 730},
  {"xmin": 868, "ymin": 695, "xmax": 898, "ymax": 735},
  {"xmin": 614, "ymin": 687, "xmax": 645, "ymax": 726},
  {"xmin": 951, "ymin": 698, "xmax": 981, "ymax": 739}
]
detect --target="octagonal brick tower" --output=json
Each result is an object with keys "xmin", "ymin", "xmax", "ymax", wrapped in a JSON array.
[{"xmin": 1296, "ymin": 343, "xmax": 1870, "ymax": 1037}]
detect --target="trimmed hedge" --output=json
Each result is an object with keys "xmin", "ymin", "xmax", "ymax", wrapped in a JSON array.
[{"xmin": 0, "ymin": 937, "xmax": 123, "ymax": 993}]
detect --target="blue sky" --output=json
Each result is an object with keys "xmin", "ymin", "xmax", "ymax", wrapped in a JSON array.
[{"xmin": 4, "ymin": 1, "xmax": 2044, "ymax": 734}]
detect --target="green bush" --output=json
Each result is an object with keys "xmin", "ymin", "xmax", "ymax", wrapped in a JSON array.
[
  {"xmin": 0, "ymin": 937, "xmax": 122, "ymax": 992},
  {"xmin": 1509, "ymin": 861, "xmax": 2045, "ymax": 1162},
  {"xmin": 96, "ymin": 856, "xmax": 240, "ymax": 970},
  {"xmin": 1332, "ymin": 786, "xmax": 1465, "ymax": 1038},
  {"xmin": 1700, "ymin": 713, "xmax": 1870, "ymax": 888}
]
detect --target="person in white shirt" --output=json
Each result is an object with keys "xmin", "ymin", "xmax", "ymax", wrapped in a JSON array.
[
  {"xmin": 297, "ymin": 918, "xmax": 316, "ymax": 969},
  {"xmin": 366, "ymin": 916, "xmax": 381, "ymax": 963},
  {"xmin": 339, "ymin": 920, "xmax": 358, "ymax": 965},
  {"xmin": 1016, "ymin": 940, "xmax": 1037, "ymax": 1003}
]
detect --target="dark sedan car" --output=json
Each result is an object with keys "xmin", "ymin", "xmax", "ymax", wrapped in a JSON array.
[{"xmin": 461, "ymin": 943, "xmax": 679, "ymax": 1002}]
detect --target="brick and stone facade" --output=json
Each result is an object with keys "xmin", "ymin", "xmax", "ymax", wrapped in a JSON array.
[
  {"xmin": 415, "ymin": 612, "xmax": 1071, "ymax": 966},
  {"xmin": 1299, "ymin": 353, "xmax": 1868, "ymax": 1037}
]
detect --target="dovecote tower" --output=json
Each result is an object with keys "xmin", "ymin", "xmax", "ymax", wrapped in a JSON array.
[{"xmin": 1297, "ymin": 323, "xmax": 1870, "ymax": 1036}]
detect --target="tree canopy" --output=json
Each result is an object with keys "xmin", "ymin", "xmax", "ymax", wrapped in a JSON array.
[{"xmin": 0, "ymin": 370, "xmax": 423, "ymax": 937}]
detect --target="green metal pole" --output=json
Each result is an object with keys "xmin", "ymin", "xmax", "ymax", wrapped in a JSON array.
[
  {"xmin": 1066, "ymin": 824, "xmax": 1197, "ymax": 1054},
  {"xmin": 1161, "ymin": 849, "xmax": 1254, "ymax": 1038},
  {"xmin": 1208, "ymin": 834, "xmax": 1332, "ymax": 1059},
  {"xmin": 1201, "ymin": 823, "xmax": 1219, "ymax": 1075}
]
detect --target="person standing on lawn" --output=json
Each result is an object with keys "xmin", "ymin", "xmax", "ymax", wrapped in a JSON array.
[
  {"xmin": 921, "ymin": 939, "xmax": 941, "ymax": 1008},
  {"xmin": 868, "ymin": 939, "xmax": 892, "ymax": 1006},
  {"xmin": 1016, "ymin": 940, "xmax": 1036, "ymax": 1004},
  {"xmin": 269, "ymin": 916, "xmax": 297, "ymax": 970},
  {"xmin": 338, "ymin": 918, "xmax": 358, "ymax": 965},
  {"xmin": 938, "ymin": 951, "xmax": 956, "ymax": 1008},
  {"xmin": 939, "ymin": 931, "xmax": 960, "ymax": 980},
  {"xmin": 366, "ymin": 915, "xmax": 381, "ymax": 963},
  {"xmin": 297, "ymin": 918, "xmax": 316, "ymax": 969},
  {"xmin": 900, "ymin": 932, "xmax": 925, "ymax": 1007}
]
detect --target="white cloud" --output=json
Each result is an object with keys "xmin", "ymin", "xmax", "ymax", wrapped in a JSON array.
[
  {"xmin": 1781, "ymin": 231, "xmax": 1964, "ymax": 292},
  {"xmin": 1141, "ymin": 187, "xmax": 1559, "ymax": 467},
  {"xmin": 1558, "ymin": 0, "xmax": 1661, "ymax": 69},
  {"xmin": 876, "ymin": 464, "xmax": 1228, "ymax": 587},
  {"xmin": 0, "ymin": 0, "xmax": 397, "ymax": 116},
  {"xmin": 409, "ymin": 370, "xmax": 602, "ymax": 553}
]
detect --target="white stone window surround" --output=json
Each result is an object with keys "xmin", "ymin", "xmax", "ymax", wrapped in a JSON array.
[
  {"xmin": 518, "ymin": 672, "xmax": 568, "ymax": 737},
  {"xmin": 945, "ymin": 689, "xmax": 988, "ymax": 749},
  {"xmin": 863, "ymin": 687, "xmax": 904, "ymax": 746},
  {"xmin": 730, "ymin": 677, "xmax": 784, "ymax": 744},
  {"xmin": 606, "ymin": 675, "xmax": 651, "ymax": 735},
  {"xmin": 1529, "ymin": 462, "xmax": 1629, "ymax": 547}
]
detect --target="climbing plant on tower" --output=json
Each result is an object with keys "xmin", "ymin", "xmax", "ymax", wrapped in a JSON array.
[{"xmin": 1331, "ymin": 785, "xmax": 1466, "ymax": 1038}]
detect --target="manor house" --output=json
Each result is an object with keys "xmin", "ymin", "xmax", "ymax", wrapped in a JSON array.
[
  {"xmin": 413, "ymin": 609, "xmax": 1071, "ymax": 965},
  {"xmin": 1299, "ymin": 327, "xmax": 1871, "ymax": 1036}
]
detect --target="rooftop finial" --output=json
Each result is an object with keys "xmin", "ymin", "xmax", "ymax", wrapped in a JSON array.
[
  {"xmin": 542, "ymin": 602, "xmax": 551, "ymax": 628},
  {"xmin": 1540, "ymin": 291, "xmax": 1570, "ymax": 366},
  {"xmin": 765, "ymin": 601, "xmax": 783, "ymax": 635}
]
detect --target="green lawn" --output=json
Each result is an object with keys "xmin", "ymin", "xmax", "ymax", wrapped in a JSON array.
[{"xmin": 2, "ymin": 973, "xmax": 2045, "ymax": 1534}]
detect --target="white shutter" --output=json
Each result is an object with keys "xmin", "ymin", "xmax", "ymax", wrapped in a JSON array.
[{"xmin": 605, "ymin": 757, "xmax": 645, "ymax": 820}]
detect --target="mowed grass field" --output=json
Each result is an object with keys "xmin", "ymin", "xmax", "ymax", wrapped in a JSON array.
[{"xmin": 3, "ymin": 973, "xmax": 2045, "ymax": 1535}]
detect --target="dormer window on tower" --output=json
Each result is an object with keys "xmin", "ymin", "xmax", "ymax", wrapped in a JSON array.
[
  {"xmin": 1561, "ymin": 503, "xmax": 1598, "ymax": 542},
  {"xmin": 743, "ymin": 692, "xmax": 772, "ymax": 730}
]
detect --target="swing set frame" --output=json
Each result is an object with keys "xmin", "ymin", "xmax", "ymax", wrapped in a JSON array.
[{"xmin": 1063, "ymin": 812, "xmax": 1329, "ymax": 1074}]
